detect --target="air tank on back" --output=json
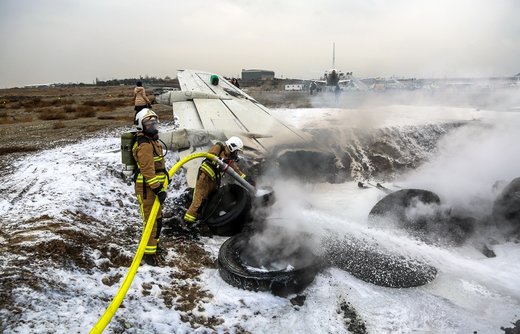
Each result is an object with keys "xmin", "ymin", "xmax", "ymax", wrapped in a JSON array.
[{"xmin": 121, "ymin": 131, "xmax": 137, "ymax": 179}]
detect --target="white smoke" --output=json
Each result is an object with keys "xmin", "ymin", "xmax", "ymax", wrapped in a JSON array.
[
  {"xmin": 401, "ymin": 113, "xmax": 520, "ymax": 217},
  {"xmin": 254, "ymin": 87, "xmax": 520, "ymax": 260}
]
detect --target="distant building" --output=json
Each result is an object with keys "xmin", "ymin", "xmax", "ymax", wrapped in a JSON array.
[
  {"xmin": 241, "ymin": 69, "xmax": 275, "ymax": 81},
  {"xmin": 24, "ymin": 83, "xmax": 55, "ymax": 88},
  {"xmin": 284, "ymin": 84, "xmax": 303, "ymax": 91}
]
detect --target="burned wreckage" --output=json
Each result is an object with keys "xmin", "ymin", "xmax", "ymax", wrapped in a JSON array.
[{"xmin": 120, "ymin": 70, "xmax": 520, "ymax": 295}]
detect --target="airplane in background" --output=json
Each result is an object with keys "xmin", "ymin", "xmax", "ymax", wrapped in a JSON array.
[
  {"xmin": 312, "ymin": 43, "xmax": 368, "ymax": 91},
  {"xmin": 319, "ymin": 43, "xmax": 349, "ymax": 86}
]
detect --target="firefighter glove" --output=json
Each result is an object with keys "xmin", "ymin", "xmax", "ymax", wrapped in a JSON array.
[{"xmin": 152, "ymin": 187, "xmax": 167, "ymax": 204}]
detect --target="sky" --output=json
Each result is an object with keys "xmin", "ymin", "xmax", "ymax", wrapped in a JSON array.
[{"xmin": 0, "ymin": 0, "xmax": 519, "ymax": 88}]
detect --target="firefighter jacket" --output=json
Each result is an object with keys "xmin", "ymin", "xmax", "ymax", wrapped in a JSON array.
[
  {"xmin": 184, "ymin": 142, "xmax": 246, "ymax": 223},
  {"xmin": 132, "ymin": 133, "xmax": 167, "ymax": 194},
  {"xmin": 199, "ymin": 142, "xmax": 245, "ymax": 182}
]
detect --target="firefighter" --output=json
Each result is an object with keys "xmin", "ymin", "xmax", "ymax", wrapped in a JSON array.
[
  {"xmin": 183, "ymin": 136, "xmax": 251, "ymax": 225},
  {"xmin": 133, "ymin": 108, "xmax": 168, "ymax": 266}
]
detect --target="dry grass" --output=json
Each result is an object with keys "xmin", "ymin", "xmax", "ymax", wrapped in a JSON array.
[
  {"xmin": 83, "ymin": 99, "xmax": 127, "ymax": 108},
  {"xmin": 1, "ymin": 97, "xmax": 77, "ymax": 109},
  {"xmin": 9, "ymin": 92, "xmax": 131, "ymax": 121},
  {"xmin": 16, "ymin": 115, "xmax": 33, "ymax": 122},
  {"xmin": 102, "ymin": 115, "xmax": 135, "ymax": 121},
  {"xmin": 2, "ymin": 91, "xmax": 128, "ymax": 113},
  {"xmin": 53, "ymin": 121, "xmax": 66, "ymax": 129},
  {"xmin": 0, "ymin": 111, "xmax": 33, "ymax": 124},
  {"xmin": 74, "ymin": 106, "xmax": 96, "ymax": 118},
  {"xmin": 0, "ymin": 85, "xmax": 172, "ymax": 160},
  {"xmin": 38, "ymin": 109, "xmax": 67, "ymax": 120},
  {"xmin": 97, "ymin": 115, "xmax": 116, "ymax": 120},
  {"xmin": 0, "ymin": 146, "xmax": 40, "ymax": 155}
]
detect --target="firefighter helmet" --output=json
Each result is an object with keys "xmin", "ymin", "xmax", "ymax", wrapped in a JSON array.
[
  {"xmin": 135, "ymin": 108, "xmax": 158, "ymax": 131},
  {"xmin": 225, "ymin": 136, "xmax": 244, "ymax": 153}
]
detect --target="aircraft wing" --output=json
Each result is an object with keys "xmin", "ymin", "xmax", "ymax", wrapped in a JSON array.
[{"xmin": 156, "ymin": 69, "xmax": 311, "ymax": 186}]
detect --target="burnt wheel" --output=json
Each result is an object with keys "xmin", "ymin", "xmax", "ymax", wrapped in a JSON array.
[
  {"xmin": 492, "ymin": 177, "xmax": 520, "ymax": 236},
  {"xmin": 368, "ymin": 189, "xmax": 441, "ymax": 230},
  {"xmin": 368, "ymin": 188, "xmax": 474, "ymax": 245},
  {"xmin": 218, "ymin": 230, "xmax": 323, "ymax": 296},
  {"xmin": 202, "ymin": 184, "xmax": 251, "ymax": 236}
]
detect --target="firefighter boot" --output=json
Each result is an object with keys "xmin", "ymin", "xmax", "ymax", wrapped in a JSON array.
[{"xmin": 142, "ymin": 254, "xmax": 160, "ymax": 267}]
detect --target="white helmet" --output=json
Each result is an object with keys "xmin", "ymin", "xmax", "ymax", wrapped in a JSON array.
[
  {"xmin": 135, "ymin": 108, "xmax": 158, "ymax": 131},
  {"xmin": 225, "ymin": 136, "xmax": 244, "ymax": 153}
]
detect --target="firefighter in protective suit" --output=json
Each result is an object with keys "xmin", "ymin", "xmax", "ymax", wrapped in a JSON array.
[
  {"xmin": 133, "ymin": 108, "xmax": 168, "ymax": 266},
  {"xmin": 183, "ymin": 136, "xmax": 251, "ymax": 224}
]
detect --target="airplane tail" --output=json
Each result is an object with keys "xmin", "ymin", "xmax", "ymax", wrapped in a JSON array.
[{"xmin": 332, "ymin": 42, "xmax": 335, "ymax": 68}]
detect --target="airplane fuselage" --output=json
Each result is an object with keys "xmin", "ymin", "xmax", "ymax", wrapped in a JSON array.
[{"xmin": 323, "ymin": 69, "xmax": 344, "ymax": 86}]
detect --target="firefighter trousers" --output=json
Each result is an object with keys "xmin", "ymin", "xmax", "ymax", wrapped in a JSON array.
[
  {"xmin": 184, "ymin": 172, "xmax": 217, "ymax": 222},
  {"xmin": 135, "ymin": 185, "xmax": 163, "ymax": 255}
]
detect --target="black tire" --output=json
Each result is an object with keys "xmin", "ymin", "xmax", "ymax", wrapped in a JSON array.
[
  {"xmin": 218, "ymin": 231, "xmax": 323, "ymax": 296},
  {"xmin": 368, "ymin": 189, "xmax": 441, "ymax": 231},
  {"xmin": 368, "ymin": 188, "xmax": 475, "ymax": 245},
  {"xmin": 202, "ymin": 183, "xmax": 251, "ymax": 236},
  {"xmin": 323, "ymin": 235, "xmax": 437, "ymax": 288},
  {"xmin": 492, "ymin": 177, "xmax": 520, "ymax": 234}
]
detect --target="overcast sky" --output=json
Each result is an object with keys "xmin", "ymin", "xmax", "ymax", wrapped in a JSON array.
[{"xmin": 0, "ymin": 0, "xmax": 519, "ymax": 88}]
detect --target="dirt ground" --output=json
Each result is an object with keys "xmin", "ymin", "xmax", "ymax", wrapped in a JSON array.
[
  {"xmin": 0, "ymin": 86, "xmax": 174, "ymax": 159},
  {"xmin": 0, "ymin": 85, "xmax": 312, "ymax": 158}
]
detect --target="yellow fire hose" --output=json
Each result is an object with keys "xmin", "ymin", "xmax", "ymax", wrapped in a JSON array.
[{"xmin": 90, "ymin": 152, "xmax": 216, "ymax": 334}]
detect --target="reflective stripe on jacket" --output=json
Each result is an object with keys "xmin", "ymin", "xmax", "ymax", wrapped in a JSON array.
[
  {"xmin": 132, "ymin": 134, "xmax": 166, "ymax": 190},
  {"xmin": 198, "ymin": 142, "xmax": 245, "ymax": 180}
]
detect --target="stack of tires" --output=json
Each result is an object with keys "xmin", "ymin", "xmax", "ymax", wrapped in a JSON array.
[
  {"xmin": 203, "ymin": 183, "xmax": 323, "ymax": 296},
  {"xmin": 210, "ymin": 184, "xmax": 440, "ymax": 296}
]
